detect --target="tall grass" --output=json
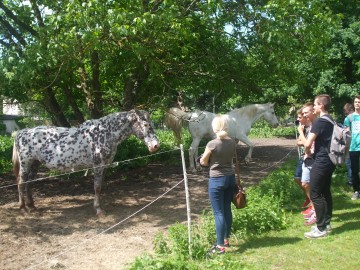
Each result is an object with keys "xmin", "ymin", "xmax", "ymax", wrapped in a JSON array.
[{"xmin": 129, "ymin": 161, "xmax": 360, "ymax": 270}]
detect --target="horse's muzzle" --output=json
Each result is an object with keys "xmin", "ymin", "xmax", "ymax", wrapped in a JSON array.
[{"xmin": 148, "ymin": 142, "xmax": 160, "ymax": 153}]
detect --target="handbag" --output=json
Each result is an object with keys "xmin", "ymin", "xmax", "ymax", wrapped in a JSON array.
[{"xmin": 232, "ymin": 142, "xmax": 247, "ymax": 209}]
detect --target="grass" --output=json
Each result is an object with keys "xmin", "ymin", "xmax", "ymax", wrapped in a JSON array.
[
  {"xmin": 129, "ymin": 160, "xmax": 360, "ymax": 270},
  {"xmin": 206, "ymin": 168, "xmax": 360, "ymax": 270},
  {"xmin": 233, "ymin": 199, "xmax": 360, "ymax": 269}
]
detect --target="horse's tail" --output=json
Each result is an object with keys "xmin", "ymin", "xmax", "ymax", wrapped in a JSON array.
[
  {"xmin": 164, "ymin": 107, "xmax": 191, "ymax": 144},
  {"xmin": 12, "ymin": 139, "xmax": 20, "ymax": 183}
]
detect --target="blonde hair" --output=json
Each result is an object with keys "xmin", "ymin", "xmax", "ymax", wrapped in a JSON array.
[{"xmin": 212, "ymin": 115, "xmax": 228, "ymax": 139}]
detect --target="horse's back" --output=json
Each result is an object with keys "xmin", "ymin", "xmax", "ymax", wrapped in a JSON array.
[
  {"xmin": 15, "ymin": 126, "xmax": 93, "ymax": 171},
  {"xmin": 188, "ymin": 111, "xmax": 216, "ymax": 138}
]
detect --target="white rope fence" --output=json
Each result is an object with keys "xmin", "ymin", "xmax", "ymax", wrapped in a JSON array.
[
  {"xmin": 1, "ymin": 142, "xmax": 297, "ymax": 270},
  {"xmin": 25, "ymin": 178, "xmax": 186, "ymax": 270},
  {"xmin": 0, "ymin": 148, "xmax": 180, "ymax": 190}
]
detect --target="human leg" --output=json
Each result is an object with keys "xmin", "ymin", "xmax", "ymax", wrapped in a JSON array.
[
  {"xmin": 301, "ymin": 162, "xmax": 313, "ymax": 213},
  {"xmin": 223, "ymin": 175, "xmax": 235, "ymax": 240},
  {"xmin": 350, "ymin": 151, "xmax": 360, "ymax": 194},
  {"xmin": 208, "ymin": 176, "xmax": 226, "ymax": 246},
  {"xmin": 309, "ymin": 162, "xmax": 334, "ymax": 231},
  {"xmin": 346, "ymin": 156, "xmax": 352, "ymax": 185}
]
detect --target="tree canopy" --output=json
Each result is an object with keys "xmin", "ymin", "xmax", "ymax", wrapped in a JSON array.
[{"xmin": 0, "ymin": 0, "xmax": 359, "ymax": 125}]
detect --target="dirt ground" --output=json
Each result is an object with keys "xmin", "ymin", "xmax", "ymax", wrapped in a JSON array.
[{"xmin": 0, "ymin": 137, "xmax": 297, "ymax": 270}]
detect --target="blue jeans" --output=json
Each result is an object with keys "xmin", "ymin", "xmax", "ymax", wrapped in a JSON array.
[
  {"xmin": 208, "ymin": 174, "xmax": 235, "ymax": 246},
  {"xmin": 346, "ymin": 156, "xmax": 352, "ymax": 183}
]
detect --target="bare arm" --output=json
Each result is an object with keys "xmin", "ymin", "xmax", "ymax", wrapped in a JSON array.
[
  {"xmin": 200, "ymin": 147, "xmax": 212, "ymax": 166},
  {"xmin": 297, "ymin": 125, "xmax": 307, "ymax": 146},
  {"xmin": 304, "ymin": 132, "xmax": 317, "ymax": 157}
]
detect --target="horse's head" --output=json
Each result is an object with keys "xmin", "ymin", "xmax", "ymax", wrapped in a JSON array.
[
  {"xmin": 263, "ymin": 103, "xmax": 279, "ymax": 127},
  {"xmin": 129, "ymin": 110, "xmax": 160, "ymax": 153}
]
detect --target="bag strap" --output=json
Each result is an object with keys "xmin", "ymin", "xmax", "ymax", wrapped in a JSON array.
[
  {"xmin": 321, "ymin": 115, "xmax": 336, "ymax": 126},
  {"xmin": 234, "ymin": 141, "xmax": 244, "ymax": 190}
]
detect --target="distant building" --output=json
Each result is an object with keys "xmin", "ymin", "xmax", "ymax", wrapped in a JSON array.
[{"xmin": 1, "ymin": 100, "xmax": 22, "ymax": 134}]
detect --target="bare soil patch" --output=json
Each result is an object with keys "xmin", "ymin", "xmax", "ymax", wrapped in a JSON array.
[{"xmin": 0, "ymin": 137, "xmax": 297, "ymax": 270}]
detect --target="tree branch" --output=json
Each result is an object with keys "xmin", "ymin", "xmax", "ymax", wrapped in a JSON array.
[{"xmin": 0, "ymin": 0, "xmax": 38, "ymax": 37}]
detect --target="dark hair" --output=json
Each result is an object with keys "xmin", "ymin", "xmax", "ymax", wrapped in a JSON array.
[
  {"xmin": 353, "ymin": 95, "xmax": 360, "ymax": 102},
  {"xmin": 343, "ymin": 103, "xmax": 354, "ymax": 115},
  {"xmin": 315, "ymin": 94, "xmax": 331, "ymax": 111}
]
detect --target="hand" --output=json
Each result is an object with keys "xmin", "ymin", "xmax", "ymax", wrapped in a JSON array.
[{"xmin": 297, "ymin": 124, "xmax": 304, "ymax": 133}]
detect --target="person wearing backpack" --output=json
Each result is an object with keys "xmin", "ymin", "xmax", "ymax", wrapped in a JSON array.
[
  {"xmin": 344, "ymin": 95, "xmax": 360, "ymax": 200},
  {"xmin": 303, "ymin": 94, "xmax": 335, "ymax": 239}
]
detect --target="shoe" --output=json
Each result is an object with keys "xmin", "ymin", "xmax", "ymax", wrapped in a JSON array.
[
  {"xmin": 304, "ymin": 214, "xmax": 317, "ymax": 226},
  {"xmin": 304, "ymin": 210, "xmax": 315, "ymax": 220},
  {"xmin": 208, "ymin": 245, "xmax": 225, "ymax": 255},
  {"xmin": 224, "ymin": 240, "xmax": 230, "ymax": 247},
  {"xmin": 301, "ymin": 206, "xmax": 313, "ymax": 215},
  {"xmin": 302, "ymin": 197, "xmax": 311, "ymax": 208},
  {"xmin": 304, "ymin": 227, "xmax": 328, "ymax": 239},
  {"xmin": 311, "ymin": 224, "xmax": 332, "ymax": 233},
  {"xmin": 351, "ymin": 191, "xmax": 359, "ymax": 200}
]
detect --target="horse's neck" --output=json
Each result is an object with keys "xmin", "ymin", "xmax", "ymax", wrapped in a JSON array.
[{"xmin": 98, "ymin": 113, "xmax": 133, "ymax": 143}]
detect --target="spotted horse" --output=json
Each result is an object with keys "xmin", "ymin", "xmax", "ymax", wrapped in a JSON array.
[{"xmin": 12, "ymin": 109, "xmax": 159, "ymax": 216}]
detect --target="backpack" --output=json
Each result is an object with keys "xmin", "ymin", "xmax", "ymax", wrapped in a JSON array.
[{"xmin": 322, "ymin": 116, "xmax": 351, "ymax": 166}]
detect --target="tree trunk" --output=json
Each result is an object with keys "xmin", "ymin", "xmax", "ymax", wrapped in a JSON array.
[
  {"xmin": 43, "ymin": 88, "xmax": 70, "ymax": 127},
  {"xmin": 63, "ymin": 84, "xmax": 85, "ymax": 124},
  {"xmin": 91, "ymin": 50, "xmax": 103, "ymax": 115},
  {"xmin": 123, "ymin": 63, "xmax": 149, "ymax": 111}
]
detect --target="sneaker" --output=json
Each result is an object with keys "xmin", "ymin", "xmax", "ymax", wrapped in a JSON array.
[
  {"xmin": 301, "ymin": 206, "xmax": 313, "ymax": 215},
  {"xmin": 304, "ymin": 214, "xmax": 317, "ymax": 226},
  {"xmin": 304, "ymin": 227, "xmax": 328, "ymax": 239},
  {"xmin": 311, "ymin": 224, "xmax": 332, "ymax": 233},
  {"xmin": 208, "ymin": 245, "xmax": 225, "ymax": 255},
  {"xmin": 304, "ymin": 210, "xmax": 315, "ymax": 220},
  {"xmin": 302, "ymin": 197, "xmax": 311, "ymax": 208},
  {"xmin": 351, "ymin": 191, "xmax": 359, "ymax": 200}
]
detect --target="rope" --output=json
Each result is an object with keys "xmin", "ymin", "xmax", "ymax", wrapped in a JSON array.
[
  {"xmin": 0, "ymin": 148, "xmax": 180, "ymax": 190},
  {"xmin": 256, "ymin": 147, "xmax": 296, "ymax": 173},
  {"xmin": 25, "ymin": 179, "xmax": 185, "ymax": 270}
]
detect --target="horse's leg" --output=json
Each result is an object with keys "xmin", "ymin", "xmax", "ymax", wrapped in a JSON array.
[
  {"xmin": 93, "ymin": 167, "xmax": 105, "ymax": 216},
  {"xmin": 25, "ymin": 161, "xmax": 40, "ymax": 211},
  {"xmin": 17, "ymin": 167, "xmax": 29, "ymax": 213},
  {"xmin": 189, "ymin": 138, "xmax": 200, "ymax": 173},
  {"xmin": 238, "ymin": 135, "xmax": 254, "ymax": 164}
]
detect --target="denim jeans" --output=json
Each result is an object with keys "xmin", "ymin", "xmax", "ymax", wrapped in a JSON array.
[
  {"xmin": 208, "ymin": 174, "xmax": 235, "ymax": 246},
  {"xmin": 346, "ymin": 156, "xmax": 352, "ymax": 183}
]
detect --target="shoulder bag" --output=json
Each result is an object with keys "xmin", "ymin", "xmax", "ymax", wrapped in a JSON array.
[{"xmin": 232, "ymin": 142, "xmax": 247, "ymax": 209}]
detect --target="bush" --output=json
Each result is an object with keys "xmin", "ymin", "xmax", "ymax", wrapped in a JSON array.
[
  {"xmin": 129, "ymin": 159, "xmax": 300, "ymax": 269},
  {"xmin": 0, "ymin": 135, "xmax": 13, "ymax": 173}
]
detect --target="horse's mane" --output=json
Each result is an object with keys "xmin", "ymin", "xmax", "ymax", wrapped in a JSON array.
[
  {"xmin": 230, "ymin": 103, "xmax": 271, "ymax": 119},
  {"xmin": 164, "ymin": 107, "xmax": 192, "ymax": 144}
]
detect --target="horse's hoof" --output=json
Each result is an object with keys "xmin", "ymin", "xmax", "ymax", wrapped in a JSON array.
[
  {"xmin": 20, "ymin": 208, "xmax": 29, "ymax": 216},
  {"xmin": 27, "ymin": 206, "xmax": 37, "ymax": 213},
  {"xmin": 96, "ymin": 210, "xmax": 106, "ymax": 217}
]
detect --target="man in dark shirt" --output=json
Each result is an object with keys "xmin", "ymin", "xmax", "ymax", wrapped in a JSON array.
[{"xmin": 304, "ymin": 94, "xmax": 335, "ymax": 239}]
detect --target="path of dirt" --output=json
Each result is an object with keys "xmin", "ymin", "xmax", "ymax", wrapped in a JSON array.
[{"xmin": 0, "ymin": 137, "xmax": 297, "ymax": 270}]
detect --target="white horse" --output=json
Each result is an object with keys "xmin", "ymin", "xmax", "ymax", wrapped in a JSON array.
[{"xmin": 164, "ymin": 103, "xmax": 279, "ymax": 172}]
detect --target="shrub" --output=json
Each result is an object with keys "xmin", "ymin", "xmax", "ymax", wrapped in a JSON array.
[{"xmin": 0, "ymin": 135, "xmax": 13, "ymax": 173}]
